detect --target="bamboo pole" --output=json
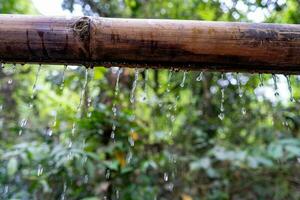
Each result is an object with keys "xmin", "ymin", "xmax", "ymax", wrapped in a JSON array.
[{"xmin": 1, "ymin": 14, "xmax": 300, "ymax": 73}]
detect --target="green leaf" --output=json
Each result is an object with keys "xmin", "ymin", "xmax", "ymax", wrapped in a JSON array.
[
  {"xmin": 103, "ymin": 160, "xmax": 119, "ymax": 171},
  {"xmin": 81, "ymin": 197, "xmax": 100, "ymax": 200},
  {"xmin": 190, "ymin": 158, "xmax": 211, "ymax": 171},
  {"xmin": 285, "ymin": 145, "xmax": 300, "ymax": 156},
  {"xmin": 7, "ymin": 157, "xmax": 18, "ymax": 177}
]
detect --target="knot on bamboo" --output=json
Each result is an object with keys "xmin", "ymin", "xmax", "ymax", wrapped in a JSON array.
[{"xmin": 72, "ymin": 17, "xmax": 91, "ymax": 42}]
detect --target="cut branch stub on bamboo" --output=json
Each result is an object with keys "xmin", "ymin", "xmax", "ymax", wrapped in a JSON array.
[{"xmin": 1, "ymin": 14, "xmax": 300, "ymax": 73}]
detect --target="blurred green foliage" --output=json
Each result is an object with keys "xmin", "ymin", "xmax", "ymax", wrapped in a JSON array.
[{"xmin": 1, "ymin": 0, "xmax": 300, "ymax": 200}]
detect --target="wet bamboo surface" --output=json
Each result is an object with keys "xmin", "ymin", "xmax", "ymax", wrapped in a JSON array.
[{"xmin": 1, "ymin": 14, "xmax": 300, "ymax": 74}]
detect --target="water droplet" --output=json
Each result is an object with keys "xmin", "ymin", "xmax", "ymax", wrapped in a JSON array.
[
  {"xmin": 128, "ymin": 137, "xmax": 135, "ymax": 146},
  {"xmin": 110, "ymin": 68, "xmax": 123, "ymax": 141},
  {"xmin": 241, "ymin": 107, "xmax": 246, "ymax": 115},
  {"xmin": 71, "ymin": 123, "xmax": 76, "ymax": 136},
  {"xmin": 166, "ymin": 70, "xmax": 173, "ymax": 93},
  {"xmin": 236, "ymin": 73, "xmax": 246, "ymax": 115},
  {"xmin": 84, "ymin": 174, "xmax": 89, "ymax": 183},
  {"xmin": 259, "ymin": 73, "xmax": 264, "ymax": 87},
  {"xmin": 7, "ymin": 64, "xmax": 17, "ymax": 85},
  {"xmin": 32, "ymin": 64, "xmax": 42, "ymax": 98},
  {"xmin": 60, "ymin": 65, "xmax": 68, "ymax": 90},
  {"xmin": 143, "ymin": 69, "xmax": 149, "ymax": 101},
  {"xmin": 130, "ymin": 68, "xmax": 139, "ymax": 103},
  {"xmin": 116, "ymin": 190, "xmax": 120, "ymax": 199},
  {"xmin": 272, "ymin": 74, "xmax": 279, "ymax": 96},
  {"xmin": 105, "ymin": 169, "xmax": 110, "ymax": 179},
  {"xmin": 111, "ymin": 131, "xmax": 115, "ymax": 139},
  {"xmin": 37, "ymin": 164, "xmax": 43, "ymax": 176},
  {"xmin": 236, "ymin": 73, "xmax": 243, "ymax": 98},
  {"xmin": 218, "ymin": 112, "xmax": 225, "ymax": 120},
  {"xmin": 4, "ymin": 185, "xmax": 8, "ymax": 194},
  {"xmin": 126, "ymin": 151, "xmax": 133, "ymax": 163},
  {"xmin": 82, "ymin": 156, "xmax": 88, "ymax": 165},
  {"xmin": 68, "ymin": 141, "xmax": 73, "ymax": 148},
  {"xmin": 180, "ymin": 71, "xmax": 187, "ymax": 87},
  {"xmin": 60, "ymin": 182, "xmax": 67, "ymax": 200},
  {"xmin": 115, "ymin": 68, "xmax": 122, "ymax": 96},
  {"xmin": 112, "ymin": 106, "xmax": 117, "ymax": 115},
  {"xmin": 18, "ymin": 119, "xmax": 28, "ymax": 135},
  {"xmin": 196, "ymin": 71, "xmax": 203, "ymax": 81},
  {"xmin": 219, "ymin": 73, "xmax": 225, "ymax": 120},
  {"xmin": 21, "ymin": 119, "xmax": 27, "ymax": 127},
  {"xmin": 163, "ymin": 172, "xmax": 169, "ymax": 182},
  {"xmin": 285, "ymin": 75, "xmax": 295, "ymax": 102},
  {"xmin": 46, "ymin": 129, "xmax": 53, "ymax": 136},
  {"xmin": 87, "ymin": 98, "xmax": 92, "ymax": 118},
  {"xmin": 86, "ymin": 68, "xmax": 94, "ymax": 118},
  {"xmin": 72, "ymin": 68, "xmax": 89, "ymax": 135}
]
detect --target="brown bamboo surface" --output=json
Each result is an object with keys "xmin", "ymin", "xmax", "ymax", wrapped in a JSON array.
[{"xmin": 1, "ymin": 14, "xmax": 300, "ymax": 73}]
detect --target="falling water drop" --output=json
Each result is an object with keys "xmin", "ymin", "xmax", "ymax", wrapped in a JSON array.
[
  {"xmin": 18, "ymin": 118, "xmax": 28, "ymax": 135},
  {"xmin": 4, "ymin": 185, "xmax": 8, "ymax": 194},
  {"xmin": 52, "ymin": 66, "xmax": 68, "ymax": 129},
  {"xmin": 105, "ymin": 169, "xmax": 111, "ymax": 179},
  {"xmin": 142, "ymin": 69, "xmax": 149, "ymax": 101},
  {"xmin": 236, "ymin": 73, "xmax": 243, "ymax": 98},
  {"xmin": 180, "ymin": 71, "xmax": 187, "ymax": 87},
  {"xmin": 71, "ymin": 123, "xmax": 76, "ymax": 136},
  {"xmin": 116, "ymin": 190, "xmax": 120, "ymax": 199},
  {"xmin": 241, "ymin": 107, "xmax": 247, "ymax": 115},
  {"xmin": 259, "ymin": 73, "xmax": 264, "ymax": 87},
  {"xmin": 29, "ymin": 65, "xmax": 42, "ymax": 109},
  {"xmin": 7, "ymin": 64, "xmax": 16, "ymax": 85},
  {"xmin": 87, "ymin": 98, "xmax": 92, "ymax": 118},
  {"xmin": 163, "ymin": 172, "xmax": 169, "ymax": 182},
  {"xmin": 128, "ymin": 129, "xmax": 134, "ymax": 147},
  {"xmin": 130, "ymin": 68, "xmax": 139, "ymax": 103},
  {"xmin": 37, "ymin": 164, "xmax": 43, "ymax": 176},
  {"xmin": 68, "ymin": 140, "xmax": 73, "ymax": 148},
  {"xmin": 111, "ymin": 107, "xmax": 117, "ymax": 140},
  {"xmin": 78, "ymin": 68, "xmax": 89, "ymax": 113},
  {"xmin": 196, "ymin": 71, "xmax": 204, "ymax": 81},
  {"xmin": 60, "ymin": 182, "xmax": 67, "ymax": 200},
  {"xmin": 81, "ymin": 156, "xmax": 88, "ymax": 166},
  {"xmin": 272, "ymin": 74, "xmax": 279, "ymax": 96},
  {"xmin": 60, "ymin": 65, "xmax": 68, "ymax": 90},
  {"xmin": 86, "ymin": 68, "xmax": 94, "ymax": 118},
  {"xmin": 236, "ymin": 73, "xmax": 246, "ymax": 115},
  {"xmin": 46, "ymin": 128, "xmax": 53, "ymax": 136},
  {"xmin": 71, "ymin": 68, "xmax": 89, "ymax": 135},
  {"xmin": 285, "ymin": 75, "xmax": 295, "ymax": 102},
  {"xmin": 166, "ymin": 70, "xmax": 173, "ymax": 93},
  {"xmin": 84, "ymin": 174, "xmax": 89, "ymax": 183},
  {"xmin": 32, "ymin": 64, "xmax": 42, "ymax": 99},
  {"xmin": 115, "ymin": 68, "xmax": 122, "ymax": 96},
  {"xmin": 218, "ymin": 73, "xmax": 225, "ymax": 120},
  {"xmin": 111, "ymin": 68, "xmax": 122, "ymax": 141},
  {"xmin": 126, "ymin": 151, "xmax": 133, "ymax": 164}
]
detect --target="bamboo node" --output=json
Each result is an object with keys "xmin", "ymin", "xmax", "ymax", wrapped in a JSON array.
[{"xmin": 72, "ymin": 17, "xmax": 90, "ymax": 41}]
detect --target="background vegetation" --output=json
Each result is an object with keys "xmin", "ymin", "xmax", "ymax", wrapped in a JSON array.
[{"xmin": 1, "ymin": 0, "xmax": 300, "ymax": 199}]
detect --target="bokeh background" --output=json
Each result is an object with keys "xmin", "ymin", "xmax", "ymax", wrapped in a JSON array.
[{"xmin": 1, "ymin": 0, "xmax": 300, "ymax": 199}]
